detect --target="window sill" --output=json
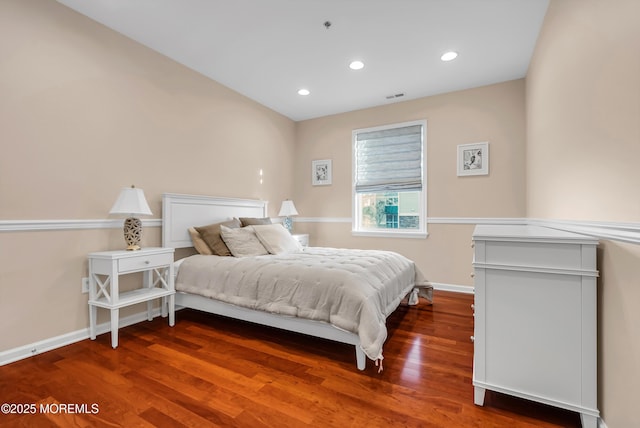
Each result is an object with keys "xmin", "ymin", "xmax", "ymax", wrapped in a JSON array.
[{"xmin": 351, "ymin": 230, "xmax": 428, "ymax": 239}]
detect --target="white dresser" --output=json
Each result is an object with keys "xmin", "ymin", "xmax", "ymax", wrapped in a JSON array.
[{"xmin": 472, "ymin": 225, "xmax": 599, "ymax": 428}]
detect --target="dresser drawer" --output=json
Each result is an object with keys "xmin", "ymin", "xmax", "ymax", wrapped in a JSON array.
[
  {"xmin": 118, "ymin": 252, "xmax": 173, "ymax": 273},
  {"xmin": 483, "ymin": 241, "xmax": 585, "ymax": 270}
]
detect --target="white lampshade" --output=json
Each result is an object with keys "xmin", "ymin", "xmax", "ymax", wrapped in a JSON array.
[
  {"xmin": 109, "ymin": 186, "xmax": 152, "ymax": 217},
  {"xmin": 278, "ymin": 200, "xmax": 298, "ymax": 217}
]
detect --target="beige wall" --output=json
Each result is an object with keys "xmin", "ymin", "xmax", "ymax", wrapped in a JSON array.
[
  {"xmin": 527, "ymin": 1, "xmax": 640, "ymax": 426},
  {"xmin": 294, "ymin": 80, "xmax": 527, "ymax": 285},
  {"xmin": 0, "ymin": 0, "xmax": 296, "ymax": 350},
  {"xmin": 527, "ymin": 0, "xmax": 640, "ymax": 223}
]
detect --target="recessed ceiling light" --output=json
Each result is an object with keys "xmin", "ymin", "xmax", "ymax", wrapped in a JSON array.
[
  {"xmin": 297, "ymin": 88, "xmax": 310, "ymax": 96},
  {"xmin": 441, "ymin": 51, "xmax": 458, "ymax": 62},
  {"xmin": 349, "ymin": 60, "xmax": 365, "ymax": 70}
]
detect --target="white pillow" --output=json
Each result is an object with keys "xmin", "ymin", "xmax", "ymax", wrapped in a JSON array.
[
  {"xmin": 219, "ymin": 225, "xmax": 269, "ymax": 257},
  {"xmin": 252, "ymin": 224, "xmax": 303, "ymax": 255}
]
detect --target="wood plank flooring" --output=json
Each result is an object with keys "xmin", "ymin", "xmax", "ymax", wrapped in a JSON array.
[{"xmin": 1, "ymin": 291, "xmax": 581, "ymax": 427}]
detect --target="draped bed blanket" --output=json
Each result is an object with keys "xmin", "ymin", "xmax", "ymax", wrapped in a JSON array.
[{"xmin": 176, "ymin": 247, "xmax": 428, "ymax": 362}]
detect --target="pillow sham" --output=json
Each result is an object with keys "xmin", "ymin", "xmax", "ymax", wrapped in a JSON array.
[
  {"xmin": 188, "ymin": 227, "xmax": 213, "ymax": 255},
  {"xmin": 194, "ymin": 218, "xmax": 242, "ymax": 256},
  {"xmin": 239, "ymin": 217, "xmax": 272, "ymax": 226},
  {"xmin": 220, "ymin": 225, "xmax": 269, "ymax": 257},
  {"xmin": 252, "ymin": 223, "xmax": 303, "ymax": 255}
]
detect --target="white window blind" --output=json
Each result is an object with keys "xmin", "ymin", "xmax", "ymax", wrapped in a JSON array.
[{"xmin": 354, "ymin": 124, "xmax": 423, "ymax": 193}]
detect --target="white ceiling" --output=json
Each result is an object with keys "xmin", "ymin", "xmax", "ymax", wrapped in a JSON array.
[{"xmin": 56, "ymin": 0, "xmax": 549, "ymax": 121}]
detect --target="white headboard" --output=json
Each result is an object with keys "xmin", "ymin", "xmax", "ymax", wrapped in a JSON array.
[{"xmin": 162, "ymin": 193, "xmax": 269, "ymax": 249}]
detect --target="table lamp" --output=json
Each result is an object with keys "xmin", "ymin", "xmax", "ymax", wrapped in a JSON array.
[
  {"xmin": 278, "ymin": 200, "xmax": 298, "ymax": 233},
  {"xmin": 110, "ymin": 185, "xmax": 152, "ymax": 250}
]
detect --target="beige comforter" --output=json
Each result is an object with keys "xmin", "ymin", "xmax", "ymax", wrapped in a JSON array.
[{"xmin": 175, "ymin": 247, "xmax": 429, "ymax": 362}]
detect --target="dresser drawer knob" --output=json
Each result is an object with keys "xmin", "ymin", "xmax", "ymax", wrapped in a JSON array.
[
  {"xmin": 470, "ymin": 336, "xmax": 475, "ymax": 343},
  {"xmin": 145, "ymin": 260, "xmax": 150, "ymax": 264},
  {"xmin": 471, "ymin": 304, "xmax": 475, "ymax": 310},
  {"xmin": 470, "ymin": 272, "xmax": 475, "ymax": 278},
  {"xmin": 471, "ymin": 243, "xmax": 475, "ymax": 248}
]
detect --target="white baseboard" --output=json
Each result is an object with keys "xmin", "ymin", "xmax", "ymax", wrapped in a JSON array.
[
  {"xmin": 0, "ymin": 308, "xmax": 167, "ymax": 366},
  {"xmin": 431, "ymin": 282, "xmax": 474, "ymax": 294}
]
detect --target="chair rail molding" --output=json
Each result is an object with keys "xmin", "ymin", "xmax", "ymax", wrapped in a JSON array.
[
  {"xmin": 529, "ymin": 218, "xmax": 640, "ymax": 245},
  {"xmin": 0, "ymin": 219, "xmax": 162, "ymax": 232},
  {"xmin": 296, "ymin": 216, "xmax": 640, "ymax": 245},
  {"xmin": 2, "ymin": 217, "xmax": 638, "ymax": 245},
  {"xmin": 296, "ymin": 217, "xmax": 528, "ymax": 225}
]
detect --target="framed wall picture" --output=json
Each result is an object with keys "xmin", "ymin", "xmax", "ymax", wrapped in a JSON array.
[
  {"xmin": 312, "ymin": 159, "xmax": 332, "ymax": 185},
  {"xmin": 457, "ymin": 142, "xmax": 489, "ymax": 176}
]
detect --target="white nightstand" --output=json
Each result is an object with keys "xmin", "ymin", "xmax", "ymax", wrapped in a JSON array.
[
  {"xmin": 88, "ymin": 247, "xmax": 175, "ymax": 348},
  {"xmin": 292, "ymin": 233, "xmax": 309, "ymax": 247}
]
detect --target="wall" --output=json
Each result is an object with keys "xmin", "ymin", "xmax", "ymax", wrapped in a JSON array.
[
  {"xmin": 526, "ymin": 0, "xmax": 640, "ymax": 426},
  {"xmin": 0, "ymin": 0, "xmax": 296, "ymax": 351},
  {"xmin": 294, "ymin": 80, "xmax": 527, "ymax": 287}
]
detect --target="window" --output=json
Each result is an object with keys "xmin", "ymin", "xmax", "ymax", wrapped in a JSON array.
[{"xmin": 352, "ymin": 120, "xmax": 426, "ymax": 238}]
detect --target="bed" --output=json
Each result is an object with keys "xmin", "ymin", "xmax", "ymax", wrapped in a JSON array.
[{"xmin": 162, "ymin": 193, "xmax": 432, "ymax": 371}]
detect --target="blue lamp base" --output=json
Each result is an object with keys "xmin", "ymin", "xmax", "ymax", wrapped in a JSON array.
[{"xmin": 282, "ymin": 217, "xmax": 293, "ymax": 233}]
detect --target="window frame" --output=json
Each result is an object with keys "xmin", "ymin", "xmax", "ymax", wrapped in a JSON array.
[{"xmin": 351, "ymin": 119, "xmax": 427, "ymax": 238}]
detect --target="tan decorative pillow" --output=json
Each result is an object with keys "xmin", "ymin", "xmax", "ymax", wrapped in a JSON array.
[
  {"xmin": 220, "ymin": 225, "xmax": 269, "ymax": 257},
  {"xmin": 252, "ymin": 224, "xmax": 303, "ymax": 255},
  {"xmin": 239, "ymin": 217, "xmax": 272, "ymax": 226},
  {"xmin": 194, "ymin": 218, "xmax": 242, "ymax": 256},
  {"xmin": 188, "ymin": 227, "xmax": 213, "ymax": 255}
]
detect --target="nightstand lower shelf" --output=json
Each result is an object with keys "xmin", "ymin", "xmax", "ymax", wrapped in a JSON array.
[{"xmin": 89, "ymin": 288, "xmax": 174, "ymax": 310}]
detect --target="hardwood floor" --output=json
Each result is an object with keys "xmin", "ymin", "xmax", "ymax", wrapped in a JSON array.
[{"xmin": 1, "ymin": 291, "xmax": 581, "ymax": 427}]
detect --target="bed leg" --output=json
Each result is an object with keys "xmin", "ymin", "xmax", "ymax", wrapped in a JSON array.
[
  {"xmin": 416, "ymin": 285, "xmax": 434, "ymax": 304},
  {"xmin": 355, "ymin": 346, "xmax": 366, "ymax": 370}
]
